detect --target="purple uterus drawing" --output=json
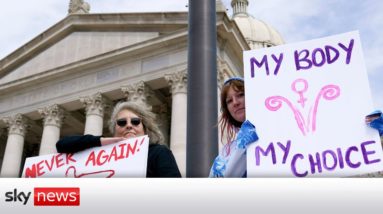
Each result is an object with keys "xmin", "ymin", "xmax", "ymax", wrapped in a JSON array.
[{"xmin": 265, "ymin": 79, "xmax": 340, "ymax": 136}]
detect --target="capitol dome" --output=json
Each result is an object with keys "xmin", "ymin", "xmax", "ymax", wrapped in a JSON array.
[{"xmin": 231, "ymin": 0, "xmax": 285, "ymax": 49}]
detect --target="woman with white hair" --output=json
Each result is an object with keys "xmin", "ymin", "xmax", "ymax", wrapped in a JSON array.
[{"xmin": 56, "ymin": 101, "xmax": 181, "ymax": 177}]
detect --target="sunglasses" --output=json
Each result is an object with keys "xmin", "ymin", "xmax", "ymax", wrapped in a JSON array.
[{"xmin": 116, "ymin": 117, "xmax": 141, "ymax": 127}]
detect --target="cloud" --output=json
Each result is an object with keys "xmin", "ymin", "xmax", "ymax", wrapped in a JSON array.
[
  {"xmin": 356, "ymin": 2, "xmax": 383, "ymax": 74},
  {"xmin": 0, "ymin": 1, "xmax": 67, "ymax": 58}
]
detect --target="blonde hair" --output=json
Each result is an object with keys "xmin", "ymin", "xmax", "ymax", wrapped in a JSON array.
[{"xmin": 109, "ymin": 101, "xmax": 164, "ymax": 144}]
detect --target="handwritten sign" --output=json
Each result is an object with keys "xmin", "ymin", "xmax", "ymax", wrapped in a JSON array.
[
  {"xmin": 244, "ymin": 31, "xmax": 383, "ymax": 177},
  {"xmin": 22, "ymin": 135, "xmax": 149, "ymax": 178}
]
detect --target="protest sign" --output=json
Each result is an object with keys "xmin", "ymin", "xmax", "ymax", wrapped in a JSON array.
[
  {"xmin": 244, "ymin": 31, "xmax": 383, "ymax": 177},
  {"xmin": 22, "ymin": 135, "xmax": 149, "ymax": 178}
]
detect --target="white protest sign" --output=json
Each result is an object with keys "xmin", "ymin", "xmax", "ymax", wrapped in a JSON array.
[
  {"xmin": 22, "ymin": 135, "xmax": 149, "ymax": 178},
  {"xmin": 244, "ymin": 31, "xmax": 383, "ymax": 177}
]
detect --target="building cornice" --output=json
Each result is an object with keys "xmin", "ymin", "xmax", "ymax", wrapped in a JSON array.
[{"xmin": 0, "ymin": 29, "xmax": 188, "ymax": 94}]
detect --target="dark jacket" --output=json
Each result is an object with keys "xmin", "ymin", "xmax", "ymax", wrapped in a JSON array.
[{"xmin": 56, "ymin": 135, "xmax": 181, "ymax": 177}]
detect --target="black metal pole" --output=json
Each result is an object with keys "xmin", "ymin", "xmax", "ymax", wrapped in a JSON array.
[{"xmin": 187, "ymin": 0, "xmax": 218, "ymax": 177}]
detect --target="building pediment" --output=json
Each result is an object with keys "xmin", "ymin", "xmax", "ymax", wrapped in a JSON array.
[
  {"xmin": 0, "ymin": 11, "xmax": 248, "ymax": 93},
  {"xmin": 0, "ymin": 12, "xmax": 189, "ymax": 85}
]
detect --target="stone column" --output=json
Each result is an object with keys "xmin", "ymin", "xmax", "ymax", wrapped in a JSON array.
[
  {"xmin": 0, "ymin": 114, "xmax": 29, "ymax": 177},
  {"xmin": 165, "ymin": 71, "xmax": 187, "ymax": 176},
  {"xmin": 38, "ymin": 104, "xmax": 65, "ymax": 155},
  {"xmin": 0, "ymin": 128, "xmax": 5, "ymax": 162},
  {"xmin": 121, "ymin": 81, "xmax": 154, "ymax": 110},
  {"xmin": 80, "ymin": 92, "xmax": 110, "ymax": 136},
  {"xmin": 0, "ymin": 127, "xmax": 4, "ymax": 146}
]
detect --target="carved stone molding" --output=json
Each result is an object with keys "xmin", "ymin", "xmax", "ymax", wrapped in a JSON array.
[
  {"xmin": 121, "ymin": 81, "xmax": 154, "ymax": 109},
  {"xmin": 218, "ymin": 69, "xmax": 226, "ymax": 88},
  {"xmin": 2, "ymin": 114, "xmax": 29, "ymax": 137},
  {"xmin": 217, "ymin": 59, "xmax": 231, "ymax": 86},
  {"xmin": 38, "ymin": 104, "xmax": 65, "ymax": 128},
  {"xmin": 80, "ymin": 92, "xmax": 110, "ymax": 117},
  {"xmin": 216, "ymin": 0, "xmax": 227, "ymax": 12},
  {"xmin": 165, "ymin": 71, "xmax": 188, "ymax": 95},
  {"xmin": 68, "ymin": 0, "xmax": 90, "ymax": 14}
]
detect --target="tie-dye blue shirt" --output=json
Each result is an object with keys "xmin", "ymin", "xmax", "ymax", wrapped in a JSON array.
[
  {"xmin": 367, "ymin": 110, "xmax": 383, "ymax": 136},
  {"xmin": 209, "ymin": 120, "xmax": 259, "ymax": 177}
]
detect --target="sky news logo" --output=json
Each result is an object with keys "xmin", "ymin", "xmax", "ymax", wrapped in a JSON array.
[{"xmin": 4, "ymin": 187, "xmax": 80, "ymax": 206}]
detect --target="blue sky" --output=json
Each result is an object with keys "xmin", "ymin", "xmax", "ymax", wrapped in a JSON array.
[{"xmin": 0, "ymin": 0, "xmax": 382, "ymax": 111}]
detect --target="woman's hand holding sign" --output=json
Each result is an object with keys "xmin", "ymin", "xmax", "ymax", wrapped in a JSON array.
[
  {"xmin": 100, "ymin": 137, "xmax": 126, "ymax": 146},
  {"xmin": 366, "ymin": 110, "xmax": 383, "ymax": 136}
]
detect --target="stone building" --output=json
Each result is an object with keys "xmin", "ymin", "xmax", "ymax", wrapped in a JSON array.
[{"xmin": 0, "ymin": 0, "xmax": 284, "ymax": 177}]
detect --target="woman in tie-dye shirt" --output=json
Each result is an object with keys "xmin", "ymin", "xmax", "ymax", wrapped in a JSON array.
[
  {"xmin": 209, "ymin": 77, "xmax": 258, "ymax": 177},
  {"xmin": 209, "ymin": 77, "xmax": 383, "ymax": 178}
]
